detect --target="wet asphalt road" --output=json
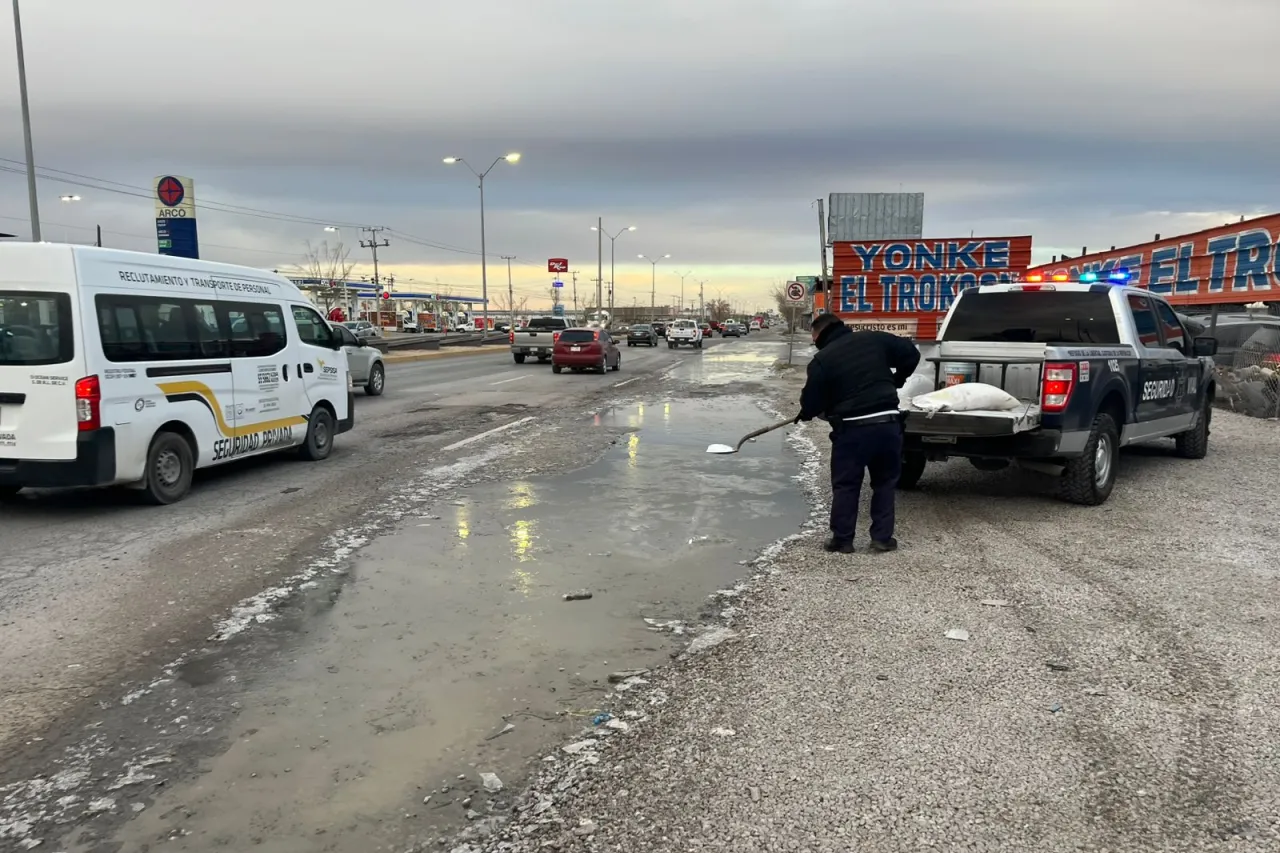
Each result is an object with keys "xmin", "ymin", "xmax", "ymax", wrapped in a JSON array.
[{"xmin": 0, "ymin": 330, "xmax": 804, "ymax": 852}]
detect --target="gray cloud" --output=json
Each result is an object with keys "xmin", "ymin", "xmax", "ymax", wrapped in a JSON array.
[{"xmin": 1, "ymin": 0, "xmax": 1276, "ymax": 290}]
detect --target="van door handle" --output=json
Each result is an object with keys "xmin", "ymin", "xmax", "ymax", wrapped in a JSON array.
[
  {"xmin": 282, "ymin": 364, "xmax": 290, "ymax": 381},
  {"xmin": 303, "ymin": 363, "xmax": 314, "ymax": 374}
]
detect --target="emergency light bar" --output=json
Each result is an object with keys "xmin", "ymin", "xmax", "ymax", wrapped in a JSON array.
[{"xmin": 1021, "ymin": 267, "xmax": 1131, "ymax": 285}]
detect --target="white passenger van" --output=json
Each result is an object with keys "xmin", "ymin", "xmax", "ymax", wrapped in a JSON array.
[{"xmin": 0, "ymin": 244, "xmax": 354, "ymax": 504}]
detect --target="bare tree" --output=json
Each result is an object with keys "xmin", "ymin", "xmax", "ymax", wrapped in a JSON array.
[
  {"xmin": 492, "ymin": 290, "xmax": 529, "ymax": 316},
  {"xmin": 302, "ymin": 240, "xmax": 356, "ymax": 311},
  {"xmin": 706, "ymin": 299, "xmax": 731, "ymax": 322}
]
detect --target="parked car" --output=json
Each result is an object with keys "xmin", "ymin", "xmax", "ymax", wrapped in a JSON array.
[
  {"xmin": 552, "ymin": 327, "xmax": 621, "ymax": 374},
  {"xmin": 342, "ymin": 319, "xmax": 382, "ymax": 340},
  {"xmin": 627, "ymin": 323, "xmax": 659, "ymax": 347},
  {"xmin": 332, "ymin": 323, "xmax": 386, "ymax": 395}
]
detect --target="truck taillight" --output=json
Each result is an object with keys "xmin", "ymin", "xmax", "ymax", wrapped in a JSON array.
[
  {"xmin": 509, "ymin": 330, "xmax": 515, "ymax": 344},
  {"xmin": 1041, "ymin": 362, "xmax": 1075, "ymax": 413},
  {"xmin": 75, "ymin": 375, "xmax": 102, "ymax": 431},
  {"xmin": 553, "ymin": 331, "xmax": 560, "ymax": 343}
]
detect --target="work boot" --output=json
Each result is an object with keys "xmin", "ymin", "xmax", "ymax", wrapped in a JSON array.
[
  {"xmin": 869, "ymin": 538, "xmax": 898, "ymax": 552},
  {"xmin": 823, "ymin": 538, "xmax": 854, "ymax": 554}
]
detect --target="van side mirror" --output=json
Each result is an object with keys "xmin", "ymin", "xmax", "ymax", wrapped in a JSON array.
[
  {"xmin": 330, "ymin": 329, "xmax": 344, "ymax": 351},
  {"xmin": 1192, "ymin": 336, "xmax": 1218, "ymax": 357}
]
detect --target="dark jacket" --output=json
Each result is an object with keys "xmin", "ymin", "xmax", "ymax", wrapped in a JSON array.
[{"xmin": 799, "ymin": 323, "xmax": 921, "ymax": 423}]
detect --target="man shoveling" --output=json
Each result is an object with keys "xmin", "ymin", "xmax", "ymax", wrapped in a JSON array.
[{"xmin": 797, "ymin": 313, "xmax": 921, "ymax": 553}]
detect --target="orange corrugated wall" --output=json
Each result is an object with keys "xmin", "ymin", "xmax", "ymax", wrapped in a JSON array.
[{"xmin": 1026, "ymin": 213, "xmax": 1280, "ymax": 307}]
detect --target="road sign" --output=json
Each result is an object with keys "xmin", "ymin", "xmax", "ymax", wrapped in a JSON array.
[
  {"xmin": 784, "ymin": 281, "xmax": 806, "ymax": 303},
  {"xmin": 552, "ymin": 303, "xmax": 565, "ymax": 316},
  {"xmin": 548, "ymin": 258, "xmax": 568, "ymax": 273},
  {"xmin": 552, "ymin": 279, "xmax": 564, "ymax": 288}
]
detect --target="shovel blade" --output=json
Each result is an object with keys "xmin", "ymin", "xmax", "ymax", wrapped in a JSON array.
[{"xmin": 706, "ymin": 443, "xmax": 736, "ymax": 454}]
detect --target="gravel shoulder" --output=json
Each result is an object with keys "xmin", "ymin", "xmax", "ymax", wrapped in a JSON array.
[{"xmin": 469, "ymin": 374, "xmax": 1280, "ymax": 853}]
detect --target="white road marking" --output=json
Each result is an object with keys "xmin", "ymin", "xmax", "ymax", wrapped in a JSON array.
[
  {"xmin": 613, "ymin": 377, "xmax": 641, "ymax": 387},
  {"xmin": 439, "ymin": 416, "xmax": 537, "ymax": 452},
  {"xmin": 489, "ymin": 376, "xmax": 524, "ymax": 386}
]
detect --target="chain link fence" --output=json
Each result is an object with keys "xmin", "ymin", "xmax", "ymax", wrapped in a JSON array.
[{"xmin": 1208, "ymin": 320, "xmax": 1280, "ymax": 419}]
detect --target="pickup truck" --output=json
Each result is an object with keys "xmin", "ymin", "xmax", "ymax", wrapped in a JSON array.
[
  {"xmin": 511, "ymin": 316, "xmax": 572, "ymax": 363},
  {"xmin": 667, "ymin": 319, "xmax": 704, "ymax": 349},
  {"xmin": 900, "ymin": 279, "xmax": 1218, "ymax": 505}
]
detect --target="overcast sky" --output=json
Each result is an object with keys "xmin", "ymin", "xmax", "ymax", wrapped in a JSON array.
[{"xmin": 1, "ymin": 0, "xmax": 1276, "ymax": 309}]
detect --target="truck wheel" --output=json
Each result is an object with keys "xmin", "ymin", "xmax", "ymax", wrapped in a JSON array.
[
  {"xmin": 141, "ymin": 431, "xmax": 194, "ymax": 505},
  {"xmin": 364, "ymin": 362, "xmax": 385, "ymax": 396},
  {"xmin": 0, "ymin": 485, "xmax": 22, "ymax": 500},
  {"xmin": 668, "ymin": 341, "xmax": 675, "ymax": 349},
  {"xmin": 1059, "ymin": 412, "xmax": 1118, "ymax": 506},
  {"xmin": 898, "ymin": 451, "xmax": 927, "ymax": 490},
  {"xmin": 1174, "ymin": 397, "xmax": 1211, "ymax": 459},
  {"xmin": 514, "ymin": 353, "xmax": 526, "ymax": 364},
  {"xmin": 299, "ymin": 406, "xmax": 335, "ymax": 462}
]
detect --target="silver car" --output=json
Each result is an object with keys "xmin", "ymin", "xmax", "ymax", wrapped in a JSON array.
[
  {"xmin": 342, "ymin": 319, "xmax": 383, "ymax": 340},
  {"xmin": 333, "ymin": 324, "xmax": 386, "ymax": 395}
]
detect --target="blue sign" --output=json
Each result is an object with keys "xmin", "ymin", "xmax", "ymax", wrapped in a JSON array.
[
  {"xmin": 552, "ymin": 304, "xmax": 565, "ymax": 316},
  {"xmin": 552, "ymin": 279, "xmax": 564, "ymax": 288},
  {"xmin": 156, "ymin": 218, "xmax": 199, "ymax": 259}
]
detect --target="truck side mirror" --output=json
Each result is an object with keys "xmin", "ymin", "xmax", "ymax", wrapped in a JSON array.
[{"xmin": 1192, "ymin": 336, "xmax": 1218, "ymax": 357}]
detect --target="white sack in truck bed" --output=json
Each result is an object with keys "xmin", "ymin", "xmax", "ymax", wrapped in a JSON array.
[
  {"xmin": 911, "ymin": 383, "xmax": 1021, "ymax": 413},
  {"xmin": 897, "ymin": 374, "xmax": 936, "ymax": 408}
]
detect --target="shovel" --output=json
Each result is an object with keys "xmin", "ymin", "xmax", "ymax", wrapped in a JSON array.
[{"xmin": 706, "ymin": 415, "xmax": 799, "ymax": 454}]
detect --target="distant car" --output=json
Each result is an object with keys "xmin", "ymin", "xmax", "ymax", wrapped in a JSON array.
[
  {"xmin": 750, "ymin": 320, "xmax": 762, "ymax": 331},
  {"xmin": 627, "ymin": 323, "xmax": 659, "ymax": 347},
  {"xmin": 553, "ymin": 327, "xmax": 621, "ymax": 374},
  {"xmin": 342, "ymin": 320, "xmax": 382, "ymax": 340},
  {"xmin": 700, "ymin": 322, "xmax": 713, "ymax": 339},
  {"xmin": 333, "ymin": 323, "xmax": 386, "ymax": 396},
  {"xmin": 720, "ymin": 322, "xmax": 744, "ymax": 337},
  {"xmin": 667, "ymin": 319, "xmax": 704, "ymax": 349},
  {"xmin": 652, "ymin": 321, "xmax": 668, "ymax": 338}
]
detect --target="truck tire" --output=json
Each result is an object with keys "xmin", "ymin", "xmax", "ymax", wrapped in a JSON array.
[
  {"xmin": 141, "ymin": 431, "xmax": 195, "ymax": 505},
  {"xmin": 898, "ymin": 451, "xmax": 927, "ymax": 490},
  {"xmin": 514, "ymin": 353, "xmax": 526, "ymax": 364},
  {"xmin": 1174, "ymin": 397, "xmax": 1211, "ymax": 459},
  {"xmin": 1059, "ymin": 412, "xmax": 1118, "ymax": 506},
  {"xmin": 668, "ymin": 341, "xmax": 676, "ymax": 349}
]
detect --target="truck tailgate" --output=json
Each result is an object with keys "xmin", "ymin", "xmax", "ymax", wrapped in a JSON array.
[{"xmin": 903, "ymin": 403, "xmax": 1042, "ymax": 437}]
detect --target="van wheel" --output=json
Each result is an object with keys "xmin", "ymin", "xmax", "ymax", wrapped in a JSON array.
[
  {"xmin": 141, "ymin": 431, "xmax": 194, "ymax": 505},
  {"xmin": 299, "ymin": 407, "xmax": 335, "ymax": 462},
  {"xmin": 0, "ymin": 485, "xmax": 21, "ymax": 500},
  {"xmin": 364, "ymin": 362, "xmax": 385, "ymax": 396},
  {"xmin": 1059, "ymin": 412, "xmax": 1118, "ymax": 505},
  {"xmin": 514, "ymin": 354, "xmax": 526, "ymax": 364},
  {"xmin": 898, "ymin": 451, "xmax": 927, "ymax": 490}
]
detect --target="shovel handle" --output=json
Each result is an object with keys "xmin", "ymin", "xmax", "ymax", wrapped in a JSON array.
[{"xmin": 734, "ymin": 416, "xmax": 799, "ymax": 452}]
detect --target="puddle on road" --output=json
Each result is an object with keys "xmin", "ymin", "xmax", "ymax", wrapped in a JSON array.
[
  {"xmin": 668, "ymin": 340, "xmax": 789, "ymax": 385},
  {"xmin": 106, "ymin": 397, "xmax": 806, "ymax": 853}
]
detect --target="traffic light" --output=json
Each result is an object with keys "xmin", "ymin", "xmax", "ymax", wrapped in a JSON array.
[{"xmin": 382, "ymin": 292, "xmax": 390, "ymax": 300}]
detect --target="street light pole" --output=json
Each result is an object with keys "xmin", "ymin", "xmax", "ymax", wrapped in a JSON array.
[
  {"xmin": 444, "ymin": 152, "xmax": 520, "ymax": 339},
  {"xmin": 58, "ymin": 194, "xmax": 80, "ymax": 243},
  {"xmin": 638, "ymin": 253, "xmax": 670, "ymax": 323},
  {"xmin": 12, "ymin": 0, "xmax": 41, "ymax": 241},
  {"xmin": 697, "ymin": 279, "xmax": 708, "ymax": 321},
  {"xmin": 675, "ymin": 270, "xmax": 692, "ymax": 319},
  {"xmin": 591, "ymin": 223, "xmax": 636, "ymax": 326}
]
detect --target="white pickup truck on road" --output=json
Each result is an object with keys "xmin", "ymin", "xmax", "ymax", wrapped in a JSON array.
[
  {"xmin": 666, "ymin": 319, "xmax": 703, "ymax": 349},
  {"xmin": 511, "ymin": 316, "xmax": 572, "ymax": 363}
]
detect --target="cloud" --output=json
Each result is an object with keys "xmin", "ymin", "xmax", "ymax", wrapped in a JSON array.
[{"xmin": 0, "ymin": 0, "xmax": 1276, "ymax": 307}]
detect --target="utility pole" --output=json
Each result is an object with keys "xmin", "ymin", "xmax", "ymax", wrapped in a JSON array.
[
  {"xmin": 95, "ymin": 224, "xmax": 101, "ymax": 247},
  {"xmin": 570, "ymin": 270, "xmax": 579, "ymax": 321},
  {"xmin": 12, "ymin": 0, "xmax": 40, "ymax": 241},
  {"xmin": 501, "ymin": 255, "xmax": 516, "ymax": 331},
  {"xmin": 596, "ymin": 216, "xmax": 603, "ymax": 323},
  {"xmin": 817, "ymin": 197, "xmax": 831, "ymax": 315},
  {"xmin": 359, "ymin": 226, "xmax": 390, "ymax": 288},
  {"xmin": 698, "ymin": 280, "xmax": 707, "ymax": 321}
]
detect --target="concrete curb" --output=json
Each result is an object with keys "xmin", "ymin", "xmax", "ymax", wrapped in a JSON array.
[{"xmin": 382, "ymin": 346, "xmax": 508, "ymax": 364}]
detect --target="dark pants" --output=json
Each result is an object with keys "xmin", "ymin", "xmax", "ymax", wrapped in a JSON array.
[{"xmin": 829, "ymin": 420, "xmax": 903, "ymax": 544}]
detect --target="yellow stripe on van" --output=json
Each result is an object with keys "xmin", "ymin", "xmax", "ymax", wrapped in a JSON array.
[{"xmin": 155, "ymin": 381, "xmax": 308, "ymax": 438}]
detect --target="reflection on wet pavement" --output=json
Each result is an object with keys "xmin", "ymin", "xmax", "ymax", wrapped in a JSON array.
[
  {"xmin": 667, "ymin": 339, "xmax": 789, "ymax": 385},
  {"xmin": 109, "ymin": 396, "xmax": 807, "ymax": 853}
]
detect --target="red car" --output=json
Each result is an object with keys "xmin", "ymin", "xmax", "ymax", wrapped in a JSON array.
[{"xmin": 552, "ymin": 327, "xmax": 621, "ymax": 374}]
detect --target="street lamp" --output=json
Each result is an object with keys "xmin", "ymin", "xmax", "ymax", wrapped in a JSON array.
[
  {"xmin": 638, "ymin": 253, "xmax": 670, "ymax": 323},
  {"xmin": 591, "ymin": 223, "xmax": 636, "ymax": 323},
  {"xmin": 696, "ymin": 279, "xmax": 709, "ymax": 321},
  {"xmin": 443, "ymin": 152, "xmax": 521, "ymax": 337},
  {"xmin": 673, "ymin": 270, "xmax": 693, "ymax": 319},
  {"xmin": 58, "ymin": 194, "xmax": 80, "ymax": 243},
  {"xmin": 11, "ymin": 1, "xmax": 40, "ymax": 241}
]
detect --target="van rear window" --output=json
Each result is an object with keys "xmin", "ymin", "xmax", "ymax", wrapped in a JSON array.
[
  {"xmin": 0, "ymin": 291, "xmax": 74, "ymax": 365},
  {"xmin": 942, "ymin": 291, "xmax": 1121, "ymax": 344}
]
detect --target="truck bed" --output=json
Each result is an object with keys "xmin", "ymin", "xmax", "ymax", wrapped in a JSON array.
[{"xmin": 901, "ymin": 402, "xmax": 1043, "ymax": 437}]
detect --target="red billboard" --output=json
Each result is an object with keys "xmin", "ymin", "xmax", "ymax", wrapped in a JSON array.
[
  {"xmin": 824, "ymin": 236, "xmax": 1033, "ymax": 339},
  {"xmin": 1026, "ymin": 213, "xmax": 1280, "ymax": 307},
  {"xmin": 548, "ymin": 258, "xmax": 568, "ymax": 273}
]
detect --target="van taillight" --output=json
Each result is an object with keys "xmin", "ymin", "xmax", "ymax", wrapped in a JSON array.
[
  {"xmin": 75, "ymin": 375, "xmax": 101, "ymax": 431},
  {"xmin": 1041, "ymin": 363, "xmax": 1075, "ymax": 413}
]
